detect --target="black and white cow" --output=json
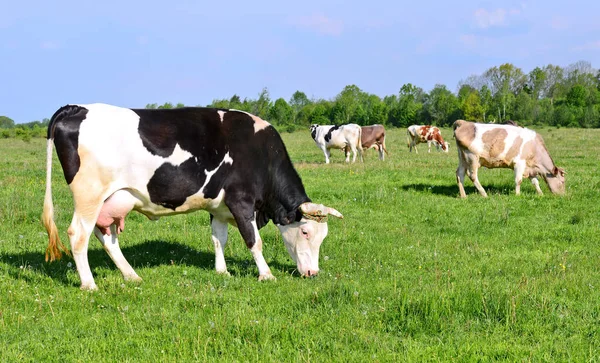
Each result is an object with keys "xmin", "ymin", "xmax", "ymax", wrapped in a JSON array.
[
  {"xmin": 310, "ymin": 124, "xmax": 363, "ymax": 164},
  {"xmin": 43, "ymin": 103, "xmax": 343, "ymax": 290}
]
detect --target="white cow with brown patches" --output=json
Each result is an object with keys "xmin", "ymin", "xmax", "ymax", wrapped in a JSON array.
[
  {"xmin": 453, "ymin": 120, "xmax": 566, "ymax": 198},
  {"xmin": 407, "ymin": 125, "xmax": 449, "ymax": 153}
]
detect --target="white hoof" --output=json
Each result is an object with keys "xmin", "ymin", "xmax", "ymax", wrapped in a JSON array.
[{"xmin": 258, "ymin": 273, "xmax": 276, "ymax": 281}]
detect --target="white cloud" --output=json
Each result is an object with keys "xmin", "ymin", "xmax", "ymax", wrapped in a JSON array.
[
  {"xmin": 289, "ymin": 13, "xmax": 343, "ymax": 36},
  {"xmin": 473, "ymin": 6, "xmax": 525, "ymax": 29}
]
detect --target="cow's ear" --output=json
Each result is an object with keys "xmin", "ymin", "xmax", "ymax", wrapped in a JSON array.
[{"xmin": 552, "ymin": 166, "xmax": 566, "ymax": 176}]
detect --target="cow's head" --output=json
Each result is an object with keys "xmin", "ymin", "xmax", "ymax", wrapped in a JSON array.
[
  {"xmin": 277, "ymin": 202, "xmax": 343, "ymax": 277},
  {"xmin": 309, "ymin": 125, "xmax": 318, "ymax": 140},
  {"xmin": 545, "ymin": 166, "xmax": 566, "ymax": 195}
]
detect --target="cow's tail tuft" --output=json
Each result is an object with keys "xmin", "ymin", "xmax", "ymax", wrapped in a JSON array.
[
  {"xmin": 42, "ymin": 114, "xmax": 71, "ymax": 262},
  {"xmin": 357, "ymin": 125, "xmax": 364, "ymax": 162}
]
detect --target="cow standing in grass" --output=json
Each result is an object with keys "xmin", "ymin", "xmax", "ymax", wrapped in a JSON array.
[
  {"xmin": 310, "ymin": 124, "xmax": 363, "ymax": 164},
  {"xmin": 406, "ymin": 125, "xmax": 449, "ymax": 153},
  {"xmin": 357, "ymin": 124, "xmax": 388, "ymax": 160},
  {"xmin": 453, "ymin": 119, "xmax": 566, "ymax": 198},
  {"xmin": 43, "ymin": 104, "xmax": 343, "ymax": 290}
]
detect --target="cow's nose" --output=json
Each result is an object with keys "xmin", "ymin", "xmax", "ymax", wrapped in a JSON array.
[{"xmin": 306, "ymin": 270, "xmax": 319, "ymax": 278}]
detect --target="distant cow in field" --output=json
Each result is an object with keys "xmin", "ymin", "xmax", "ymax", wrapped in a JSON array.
[
  {"xmin": 407, "ymin": 125, "xmax": 449, "ymax": 153},
  {"xmin": 357, "ymin": 124, "xmax": 388, "ymax": 160},
  {"xmin": 310, "ymin": 124, "xmax": 363, "ymax": 164},
  {"xmin": 453, "ymin": 120, "xmax": 566, "ymax": 198},
  {"xmin": 43, "ymin": 103, "xmax": 344, "ymax": 290}
]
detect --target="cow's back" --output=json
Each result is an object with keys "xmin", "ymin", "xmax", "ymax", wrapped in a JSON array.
[{"xmin": 454, "ymin": 120, "xmax": 538, "ymax": 167}]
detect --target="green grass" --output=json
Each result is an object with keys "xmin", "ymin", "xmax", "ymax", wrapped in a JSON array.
[{"xmin": 1, "ymin": 127, "xmax": 599, "ymax": 361}]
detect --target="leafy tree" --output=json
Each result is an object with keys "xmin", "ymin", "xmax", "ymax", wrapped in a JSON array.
[
  {"xmin": 566, "ymin": 85, "xmax": 589, "ymax": 107},
  {"xmin": 0, "ymin": 116, "xmax": 15, "ymax": 128},
  {"xmin": 332, "ymin": 85, "xmax": 363, "ymax": 124},
  {"xmin": 252, "ymin": 88, "xmax": 272, "ymax": 119},
  {"xmin": 268, "ymin": 98, "xmax": 293, "ymax": 125},
  {"xmin": 423, "ymin": 84, "xmax": 460, "ymax": 126},
  {"xmin": 479, "ymin": 85, "xmax": 493, "ymax": 122}
]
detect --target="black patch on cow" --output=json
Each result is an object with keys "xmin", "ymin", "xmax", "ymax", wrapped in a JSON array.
[
  {"xmin": 147, "ymin": 158, "xmax": 208, "ymax": 209},
  {"xmin": 48, "ymin": 105, "xmax": 89, "ymax": 184},
  {"xmin": 310, "ymin": 126, "xmax": 317, "ymax": 140},
  {"xmin": 132, "ymin": 108, "xmax": 230, "ymax": 209},
  {"xmin": 324, "ymin": 125, "xmax": 340, "ymax": 143}
]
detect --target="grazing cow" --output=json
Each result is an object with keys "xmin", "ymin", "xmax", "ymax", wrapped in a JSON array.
[
  {"xmin": 407, "ymin": 125, "xmax": 449, "ymax": 153},
  {"xmin": 310, "ymin": 124, "xmax": 363, "ymax": 164},
  {"xmin": 43, "ymin": 103, "xmax": 343, "ymax": 290},
  {"xmin": 357, "ymin": 124, "xmax": 388, "ymax": 160},
  {"xmin": 453, "ymin": 120, "xmax": 566, "ymax": 198}
]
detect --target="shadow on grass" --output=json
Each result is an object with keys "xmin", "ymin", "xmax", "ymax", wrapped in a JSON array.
[
  {"xmin": 0, "ymin": 239, "xmax": 297, "ymax": 287},
  {"xmin": 401, "ymin": 183, "xmax": 512, "ymax": 197}
]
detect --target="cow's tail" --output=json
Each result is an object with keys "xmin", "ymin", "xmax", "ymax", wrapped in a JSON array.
[
  {"xmin": 42, "ymin": 116, "xmax": 71, "ymax": 262},
  {"xmin": 357, "ymin": 126, "xmax": 364, "ymax": 162},
  {"xmin": 382, "ymin": 132, "xmax": 389, "ymax": 155},
  {"xmin": 406, "ymin": 128, "xmax": 413, "ymax": 149}
]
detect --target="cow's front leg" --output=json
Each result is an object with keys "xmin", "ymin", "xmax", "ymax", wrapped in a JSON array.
[
  {"xmin": 513, "ymin": 164, "xmax": 526, "ymax": 195},
  {"xmin": 321, "ymin": 147, "xmax": 331, "ymax": 164},
  {"xmin": 530, "ymin": 176, "xmax": 543, "ymax": 195},
  {"xmin": 227, "ymin": 197, "xmax": 275, "ymax": 281},
  {"xmin": 210, "ymin": 215, "xmax": 230, "ymax": 275}
]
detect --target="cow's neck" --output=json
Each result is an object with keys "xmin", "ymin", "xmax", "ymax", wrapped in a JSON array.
[
  {"xmin": 254, "ymin": 145, "xmax": 310, "ymax": 229},
  {"xmin": 534, "ymin": 135, "xmax": 556, "ymax": 175}
]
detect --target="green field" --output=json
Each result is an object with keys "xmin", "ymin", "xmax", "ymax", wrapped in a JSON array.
[{"xmin": 1, "ymin": 127, "xmax": 599, "ymax": 361}]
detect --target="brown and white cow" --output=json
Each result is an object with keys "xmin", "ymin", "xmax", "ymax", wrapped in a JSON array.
[
  {"xmin": 407, "ymin": 125, "xmax": 448, "ymax": 153},
  {"xmin": 43, "ymin": 103, "xmax": 343, "ymax": 290},
  {"xmin": 453, "ymin": 120, "xmax": 566, "ymax": 198},
  {"xmin": 358, "ymin": 124, "xmax": 388, "ymax": 160}
]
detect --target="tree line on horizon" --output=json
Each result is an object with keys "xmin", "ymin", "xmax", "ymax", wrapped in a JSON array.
[{"xmin": 2, "ymin": 60, "xmax": 599, "ymax": 141}]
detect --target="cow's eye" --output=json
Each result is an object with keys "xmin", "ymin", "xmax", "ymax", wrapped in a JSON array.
[{"xmin": 301, "ymin": 229, "xmax": 309, "ymax": 237}]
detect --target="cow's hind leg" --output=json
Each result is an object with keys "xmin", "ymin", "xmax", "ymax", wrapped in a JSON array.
[
  {"xmin": 456, "ymin": 151, "xmax": 468, "ymax": 198},
  {"xmin": 348, "ymin": 143, "xmax": 358, "ymax": 163},
  {"xmin": 93, "ymin": 225, "xmax": 141, "ymax": 282},
  {"xmin": 68, "ymin": 210, "xmax": 101, "ymax": 290},
  {"xmin": 468, "ymin": 165, "xmax": 487, "ymax": 197},
  {"xmin": 211, "ymin": 215, "xmax": 230, "ymax": 275},
  {"xmin": 513, "ymin": 162, "xmax": 526, "ymax": 195}
]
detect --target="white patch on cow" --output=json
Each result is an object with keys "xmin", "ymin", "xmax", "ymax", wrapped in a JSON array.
[
  {"xmin": 217, "ymin": 110, "xmax": 226, "ymax": 122},
  {"xmin": 230, "ymin": 109, "xmax": 271, "ymax": 133},
  {"xmin": 470, "ymin": 123, "xmax": 536, "ymax": 159},
  {"xmin": 166, "ymin": 143, "xmax": 193, "ymax": 166}
]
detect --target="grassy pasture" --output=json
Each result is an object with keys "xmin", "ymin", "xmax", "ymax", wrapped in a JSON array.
[{"xmin": 1, "ymin": 126, "xmax": 599, "ymax": 361}]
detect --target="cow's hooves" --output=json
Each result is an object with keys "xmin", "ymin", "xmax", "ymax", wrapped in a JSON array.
[
  {"xmin": 80, "ymin": 283, "xmax": 98, "ymax": 291},
  {"xmin": 124, "ymin": 274, "xmax": 142, "ymax": 283},
  {"xmin": 217, "ymin": 270, "xmax": 231, "ymax": 277},
  {"xmin": 258, "ymin": 273, "xmax": 276, "ymax": 281}
]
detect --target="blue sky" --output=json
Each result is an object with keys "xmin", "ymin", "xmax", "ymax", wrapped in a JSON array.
[{"xmin": 1, "ymin": 0, "xmax": 599, "ymax": 123}]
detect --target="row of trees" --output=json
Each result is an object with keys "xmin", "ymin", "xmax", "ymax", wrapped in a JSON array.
[
  {"xmin": 202, "ymin": 60, "xmax": 600, "ymax": 129},
  {"xmin": 2, "ymin": 60, "xmax": 599, "ymax": 141}
]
